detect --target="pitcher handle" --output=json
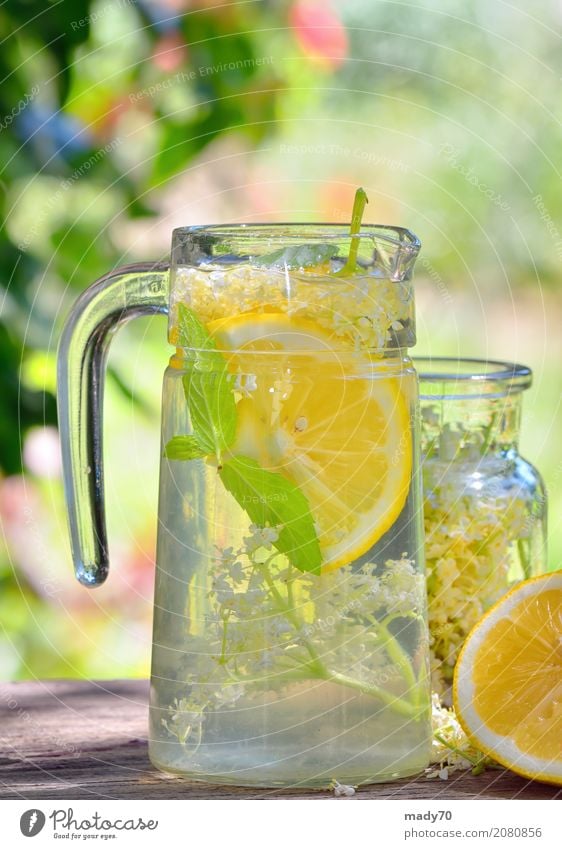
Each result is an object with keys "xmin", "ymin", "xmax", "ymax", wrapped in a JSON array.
[{"xmin": 57, "ymin": 262, "xmax": 170, "ymax": 587}]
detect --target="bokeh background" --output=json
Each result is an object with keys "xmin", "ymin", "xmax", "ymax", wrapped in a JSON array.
[{"xmin": 0, "ymin": 0, "xmax": 560, "ymax": 680}]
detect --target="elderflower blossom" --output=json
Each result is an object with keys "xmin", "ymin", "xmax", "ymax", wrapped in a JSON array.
[
  {"xmin": 426, "ymin": 693, "xmax": 493, "ymax": 779},
  {"xmin": 243, "ymin": 523, "xmax": 281, "ymax": 553},
  {"xmin": 171, "ymin": 265, "xmax": 413, "ymax": 352},
  {"xmin": 315, "ymin": 556, "xmax": 425, "ymax": 623},
  {"xmin": 161, "ymin": 697, "xmax": 206, "ymax": 746},
  {"xmin": 423, "ymin": 465, "xmax": 531, "ymax": 695},
  {"xmin": 331, "ymin": 779, "xmax": 356, "ymax": 797},
  {"xmin": 162, "ymin": 533, "xmax": 427, "ymax": 747}
]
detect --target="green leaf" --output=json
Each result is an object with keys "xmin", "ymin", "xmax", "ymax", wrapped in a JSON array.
[
  {"xmin": 176, "ymin": 304, "xmax": 237, "ymax": 457},
  {"xmin": 219, "ymin": 455, "xmax": 322, "ymax": 575},
  {"xmin": 176, "ymin": 302, "xmax": 222, "ymax": 354},
  {"xmin": 164, "ymin": 435, "xmax": 207, "ymax": 461},
  {"xmin": 253, "ymin": 243, "xmax": 337, "ymax": 270},
  {"xmin": 182, "ymin": 371, "xmax": 237, "ymax": 456}
]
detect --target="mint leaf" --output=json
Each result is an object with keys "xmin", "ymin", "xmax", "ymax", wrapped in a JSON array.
[
  {"xmin": 176, "ymin": 304, "xmax": 237, "ymax": 458},
  {"xmin": 164, "ymin": 435, "xmax": 207, "ymax": 460},
  {"xmin": 182, "ymin": 371, "xmax": 236, "ymax": 456},
  {"xmin": 176, "ymin": 302, "xmax": 224, "ymax": 362},
  {"xmin": 253, "ymin": 243, "xmax": 337, "ymax": 270},
  {"xmin": 219, "ymin": 455, "xmax": 322, "ymax": 574}
]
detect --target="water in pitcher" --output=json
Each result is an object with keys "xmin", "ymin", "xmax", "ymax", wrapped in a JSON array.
[{"xmin": 148, "ymin": 259, "xmax": 430, "ymax": 786}]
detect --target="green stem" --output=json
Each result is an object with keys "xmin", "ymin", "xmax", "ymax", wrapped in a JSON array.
[
  {"xmin": 434, "ymin": 732, "xmax": 490, "ymax": 774},
  {"xmin": 328, "ymin": 671, "xmax": 422, "ymax": 718},
  {"xmin": 219, "ymin": 610, "xmax": 231, "ymax": 665},
  {"xmin": 255, "ymin": 558, "xmax": 423, "ymax": 719},
  {"xmin": 434, "ymin": 733, "xmax": 478, "ymax": 767},
  {"xmin": 255, "ymin": 560, "xmax": 325, "ymax": 671},
  {"xmin": 336, "ymin": 187, "xmax": 368, "ymax": 276},
  {"xmin": 286, "ymin": 562, "xmax": 294, "ymax": 610},
  {"xmin": 369, "ymin": 614, "xmax": 420, "ymax": 702}
]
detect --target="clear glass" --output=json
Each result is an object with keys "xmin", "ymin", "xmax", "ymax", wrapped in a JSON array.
[
  {"xmin": 149, "ymin": 225, "xmax": 430, "ymax": 787},
  {"xmin": 57, "ymin": 263, "xmax": 169, "ymax": 585},
  {"xmin": 57, "ymin": 223, "xmax": 431, "ymax": 788},
  {"xmin": 416, "ymin": 358, "xmax": 547, "ymax": 701},
  {"xmin": 150, "ymin": 355, "xmax": 429, "ymax": 786}
]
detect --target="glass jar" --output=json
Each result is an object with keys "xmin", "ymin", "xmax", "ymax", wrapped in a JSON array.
[{"xmin": 416, "ymin": 358, "xmax": 547, "ymax": 700}]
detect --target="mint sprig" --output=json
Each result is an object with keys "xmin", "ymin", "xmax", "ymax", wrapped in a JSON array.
[
  {"xmin": 165, "ymin": 306, "xmax": 322, "ymax": 574},
  {"xmin": 335, "ymin": 187, "xmax": 369, "ymax": 276},
  {"xmin": 253, "ymin": 243, "xmax": 337, "ymax": 270},
  {"xmin": 219, "ymin": 456, "xmax": 322, "ymax": 575}
]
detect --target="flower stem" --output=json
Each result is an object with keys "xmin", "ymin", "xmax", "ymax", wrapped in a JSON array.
[
  {"xmin": 327, "ymin": 671, "xmax": 422, "ymax": 718},
  {"xmin": 370, "ymin": 614, "xmax": 420, "ymax": 698},
  {"xmin": 219, "ymin": 610, "xmax": 231, "ymax": 665},
  {"xmin": 434, "ymin": 732, "xmax": 490, "ymax": 773},
  {"xmin": 256, "ymin": 559, "xmax": 423, "ymax": 719}
]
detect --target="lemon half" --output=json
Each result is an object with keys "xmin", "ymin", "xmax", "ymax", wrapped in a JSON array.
[{"xmin": 454, "ymin": 570, "xmax": 562, "ymax": 786}]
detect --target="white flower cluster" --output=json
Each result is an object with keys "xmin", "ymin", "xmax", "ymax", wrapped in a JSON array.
[
  {"xmin": 331, "ymin": 779, "xmax": 356, "ymax": 797},
  {"xmin": 313, "ymin": 556, "xmax": 426, "ymax": 625},
  {"xmin": 426, "ymin": 693, "xmax": 494, "ymax": 779},
  {"xmin": 162, "ymin": 535, "xmax": 427, "ymax": 747},
  {"xmin": 243, "ymin": 523, "xmax": 281, "ymax": 553},
  {"xmin": 171, "ymin": 265, "xmax": 413, "ymax": 352},
  {"xmin": 424, "ymin": 461, "xmax": 532, "ymax": 696},
  {"xmin": 161, "ymin": 697, "xmax": 206, "ymax": 748}
]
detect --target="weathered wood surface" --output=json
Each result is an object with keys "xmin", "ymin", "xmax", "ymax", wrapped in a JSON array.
[{"xmin": 0, "ymin": 680, "xmax": 558, "ymax": 800}]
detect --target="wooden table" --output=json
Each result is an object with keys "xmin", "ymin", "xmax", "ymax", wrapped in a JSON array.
[{"xmin": 0, "ymin": 680, "xmax": 559, "ymax": 800}]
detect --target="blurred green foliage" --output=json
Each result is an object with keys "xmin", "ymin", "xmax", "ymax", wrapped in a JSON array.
[
  {"xmin": 0, "ymin": 0, "xmax": 290, "ymax": 678},
  {"xmin": 0, "ymin": 0, "xmax": 560, "ymax": 680}
]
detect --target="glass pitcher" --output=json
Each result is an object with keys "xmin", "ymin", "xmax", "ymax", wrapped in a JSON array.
[
  {"xmin": 58, "ymin": 224, "xmax": 431, "ymax": 787},
  {"xmin": 416, "ymin": 357, "xmax": 547, "ymax": 699}
]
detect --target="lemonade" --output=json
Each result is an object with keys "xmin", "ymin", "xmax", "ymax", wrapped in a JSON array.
[{"xmin": 148, "ymin": 200, "xmax": 431, "ymax": 786}]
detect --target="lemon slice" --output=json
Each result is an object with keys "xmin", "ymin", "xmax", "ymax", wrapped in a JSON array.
[
  {"xmin": 208, "ymin": 311, "xmax": 412, "ymax": 573},
  {"xmin": 454, "ymin": 571, "xmax": 562, "ymax": 785}
]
